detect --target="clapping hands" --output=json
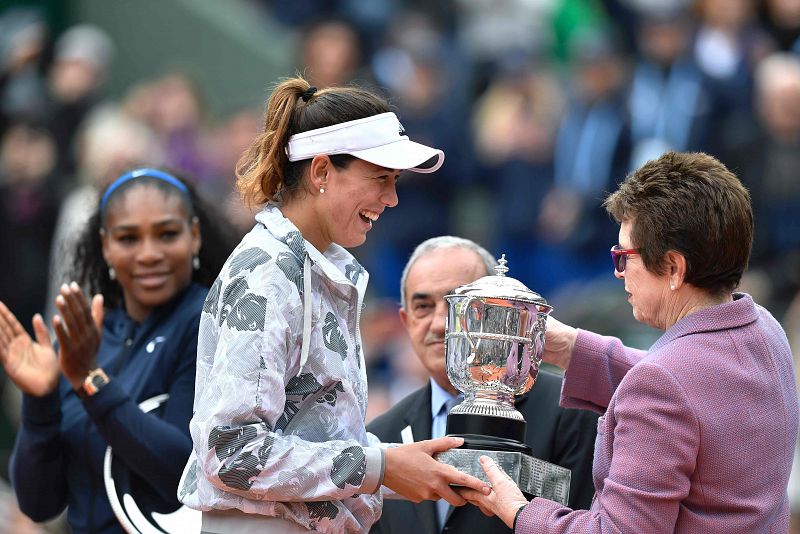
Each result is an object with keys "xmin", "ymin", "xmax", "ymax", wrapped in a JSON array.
[
  {"xmin": 0, "ymin": 282, "xmax": 104, "ymax": 396},
  {"xmin": 53, "ymin": 283, "xmax": 103, "ymax": 390},
  {"xmin": 0, "ymin": 302, "xmax": 59, "ymax": 396}
]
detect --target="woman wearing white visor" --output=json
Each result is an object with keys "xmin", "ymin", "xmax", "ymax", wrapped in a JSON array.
[{"xmin": 178, "ymin": 77, "xmax": 489, "ymax": 534}]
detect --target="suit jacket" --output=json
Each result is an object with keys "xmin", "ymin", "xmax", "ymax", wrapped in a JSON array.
[
  {"xmin": 517, "ymin": 293, "xmax": 799, "ymax": 533},
  {"xmin": 368, "ymin": 369, "xmax": 598, "ymax": 534}
]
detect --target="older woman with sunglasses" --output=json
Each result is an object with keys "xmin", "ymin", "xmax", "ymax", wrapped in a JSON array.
[{"xmin": 458, "ymin": 151, "xmax": 798, "ymax": 533}]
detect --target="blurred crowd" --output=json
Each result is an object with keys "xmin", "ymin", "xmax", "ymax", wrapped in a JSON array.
[{"xmin": 1, "ymin": 0, "xmax": 800, "ymax": 530}]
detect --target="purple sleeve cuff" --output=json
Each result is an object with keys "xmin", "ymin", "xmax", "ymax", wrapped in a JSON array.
[
  {"xmin": 560, "ymin": 330, "xmax": 610, "ymax": 411},
  {"xmin": 515, "ymin": 497, "xmax": 565, "ymax": 532}
]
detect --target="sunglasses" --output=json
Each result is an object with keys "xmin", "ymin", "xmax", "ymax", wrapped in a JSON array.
[{"xmin": 610, "ymin": 245, "xmax": 639, "ymax": 273}]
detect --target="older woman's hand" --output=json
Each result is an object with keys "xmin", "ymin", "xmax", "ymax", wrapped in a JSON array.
[
  {"xmin": 456, "ymin": 456, "xmax": 530, "ymax": 529},
  {"xmin": 543, "ymin": 315, "xmax": 578, "ymax": 370}
]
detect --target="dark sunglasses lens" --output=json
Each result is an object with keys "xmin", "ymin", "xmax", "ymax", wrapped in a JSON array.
[{"xmin": 611, "ymin": 250, "xmax": 625, "ymax": 272}]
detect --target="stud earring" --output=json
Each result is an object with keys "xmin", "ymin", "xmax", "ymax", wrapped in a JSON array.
[
  {"xmin": 319, "ymin": 187, "xmax": 325, "ymax": 194},
  {"xmin": 193, "ymin": 256, "xmax": 200, "ymax": 271},
  {"xmin": 108, "ymin": 266, "xmax": 116, "ymax": 280},
  {"xmin": 670, "ymin": 284, "xmax": 676, "ymax": 290}
]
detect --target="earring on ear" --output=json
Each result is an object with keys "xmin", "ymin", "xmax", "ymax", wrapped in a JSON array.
[
  {"xmin": 108, "ymin": 266, "xmax": 116, "ymax": 280},
  {"xmin": 319, "ymin": 187, "xmax": 325, "ymax": 194},
  {"xmin": 193, "ymin": 256, "xmax": 200, "ymax": 271},
  {"xmin": 670, "ymin": 284, "xmax": 676, "ymax": 290}
]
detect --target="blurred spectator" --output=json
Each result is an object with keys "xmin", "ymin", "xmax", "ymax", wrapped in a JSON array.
[
  {"xmin": 722, "ymin": 52, "xmax": 800, "ymax": 317},
  {"xmin": 628, "ymin": 8, "xmax": 714, "ymax": 167},
  {"xmin": 147, "ymin": 72, "xmax": 219, "ymax": 195},
  {"xmin": 454, "ymin": 0, "xmax": 557, "ymax": 67},
  {"xmin": 45, "ymin": 24, "xmax": 113, "ymax": 180},
  {"xmin": 123, "ymin": 72, "xmax": 222, "ymax": 198},
  {"xmin": 453, "ymin": 0, "xmax": 608, "ymax": 81},
  {"xmin": 211, "ymin": 106, "xmax": 262, "ymax": 235},
  {"xmin": 338, "ymin": 0, "xmax": 402, "ymax": 53},
  {"xmin": 0, "ymin": 117, "xmax": 60, "ymax": 337},
  {"xmin": 471, "ymin": 53, "xmax": 564, "ymax": 273},
  {"xmin": 535, "ymin": 29, "xmax": 630, "ymax": 294},
  {"xmin": 0, "ymin": 8, "xmax": 49, "ymax": 133},
  {"xmin": 691, "ymin": 0, "xmax": 774, "ymax": 142},
  {"xmin": 759, "ymin": 0, "xmax": 800, "ymax": 51},
  {"xmin": 300, "ymin": 18, "xmax": 367, "ymax": 88}
]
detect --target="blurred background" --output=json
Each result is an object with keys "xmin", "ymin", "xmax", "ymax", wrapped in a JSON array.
[{"xmin": 1, "ymin": 0, "xmax": 799, "ymax": 531}]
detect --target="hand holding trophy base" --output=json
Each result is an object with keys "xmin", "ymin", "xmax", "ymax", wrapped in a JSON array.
[{"xmin": 434, "ymin": 256, "xmax": 572, "ymax": 505}]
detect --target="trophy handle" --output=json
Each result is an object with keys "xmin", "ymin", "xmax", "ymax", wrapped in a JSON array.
[
  {"xmin": 527, "ymin": 314, "xmax": 547, "ymax": 366},
  {"xmin": 458, "ymin": 296, "xmax": 479, "ymax": 356}
]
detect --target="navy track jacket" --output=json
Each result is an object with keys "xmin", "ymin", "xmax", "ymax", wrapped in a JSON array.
[{"xmin": 10, "ymin": 283, "xmax": 207, "ymax": 533}]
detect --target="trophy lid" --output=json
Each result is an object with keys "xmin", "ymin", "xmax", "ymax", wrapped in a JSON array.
[{"xmin": 449, "ymin": 255, "xmax": 550, "ymax": 307}]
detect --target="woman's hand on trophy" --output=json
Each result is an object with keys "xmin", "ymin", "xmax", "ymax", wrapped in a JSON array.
[
  {"xmin": 382, "ymin": 437, "xmax": 490, "ymax": 505},
  {"xmin": 456, "ymin": 455, "xmax": 530, "ymax": 529},
  {"xmin": 542, "ymin": 315, "xmax": 578, "ymax": 370},
  {"xmin": 0, "ymin": 301, "xmax": 60, "ymax": 397}
]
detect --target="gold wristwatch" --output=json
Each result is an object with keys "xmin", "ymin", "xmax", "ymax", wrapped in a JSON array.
[{"xmin": 75, "ymin": 368, "xmax": 110, "ymax": 399}]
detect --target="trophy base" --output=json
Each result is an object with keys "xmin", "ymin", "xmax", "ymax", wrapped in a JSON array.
[{"xmin": 436, "ymin": 448, "xmax": 571, "ymax": 505}]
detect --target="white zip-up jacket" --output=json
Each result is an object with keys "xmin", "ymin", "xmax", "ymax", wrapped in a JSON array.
[{"xmin": 178, "ymin": 204, "xmax": 385, "ymax": 533}]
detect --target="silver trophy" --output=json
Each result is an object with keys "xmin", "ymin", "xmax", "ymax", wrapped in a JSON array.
[{"xmin": 435, "ymin": 256, "xmax": 571, "ymax": 505}]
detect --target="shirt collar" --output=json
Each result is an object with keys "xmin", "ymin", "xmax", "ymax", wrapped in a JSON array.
[{"xmin": 430, "ymin": 378, "xmax": 458, "ymax": 420}]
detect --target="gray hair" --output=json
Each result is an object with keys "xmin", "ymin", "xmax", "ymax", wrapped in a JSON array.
[{"xmin": 400, "ymin": 236, "xmax": 497, "ymax": 309}]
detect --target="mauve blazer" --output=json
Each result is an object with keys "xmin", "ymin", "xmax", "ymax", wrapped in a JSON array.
[{"xmin": 516, "ymin": 293, "xmax": 799, "ymax": 533}]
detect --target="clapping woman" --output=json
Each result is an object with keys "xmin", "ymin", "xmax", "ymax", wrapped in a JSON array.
[{"xmin": 0, "ymin": 169, "xmax": 234, "ymax": 532}]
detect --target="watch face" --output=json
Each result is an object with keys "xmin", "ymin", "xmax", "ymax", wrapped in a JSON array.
[{"xmin": 91, "ymin": 374, "xmax": 108, "ymax": 388}]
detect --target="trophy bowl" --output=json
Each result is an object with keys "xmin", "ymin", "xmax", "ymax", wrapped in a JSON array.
[
  {"xmin": 445, "ymin": 256, "xmax": 551, "ymax": 424},
  {"xmin": 437, "ymin": 256, "xmax": 571, "ymax": 504}
]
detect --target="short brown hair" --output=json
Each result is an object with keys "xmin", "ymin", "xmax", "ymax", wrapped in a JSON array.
[
  {"xmin": 236, "ymin": 77, "xmax": 392, "ymax": 208},
  {"xmin": 604, "ymin": 151, "xmax": 753, "ymax": 296}
]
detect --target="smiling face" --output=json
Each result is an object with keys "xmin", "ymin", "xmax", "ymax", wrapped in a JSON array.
[
  {"xmin": 616, "ymin": 219, "xmax": 671, "ymax": 329},
  {"xmin": 101, "ymin": 185, "xmax": 200, "ymax": 322},
  {"xmin": 317, "ymin": 158, "xmax": 399, "ymax": 250},
  {"xmin": 400, "ymin": 247, "xmax": 488, "ymax": 393}
]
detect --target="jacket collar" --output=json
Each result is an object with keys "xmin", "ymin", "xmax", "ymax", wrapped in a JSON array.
[
  {"xmin": 651, "ymin": 292, "xmax": 757, "ymax": 352},
  {"xmin": 106, "ymin": 283, "xmax": 201, "ymax": 334},
  {"xmin": 254, "ymin": 203, "xmax": 369, "ymax": 295}
]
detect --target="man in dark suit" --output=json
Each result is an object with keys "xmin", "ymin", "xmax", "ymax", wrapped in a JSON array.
[{"xmin": 368, "ymin": 236, "xmax": 598, "ymax": 534}]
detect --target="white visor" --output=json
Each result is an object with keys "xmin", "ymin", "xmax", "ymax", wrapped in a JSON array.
[{"xmin": 286, "ymin": 112, "xmax": 444, "ymax": 173}]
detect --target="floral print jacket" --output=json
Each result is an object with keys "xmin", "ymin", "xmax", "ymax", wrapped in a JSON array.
[{"xmin": 178, "ymin": 203, "xmax": 384, "ymax": 533}]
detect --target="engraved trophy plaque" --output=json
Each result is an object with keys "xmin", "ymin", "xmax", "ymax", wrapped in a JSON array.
[{"xmin": 435, "ymin": 256, "xmax": 571, "ymax": 505}]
